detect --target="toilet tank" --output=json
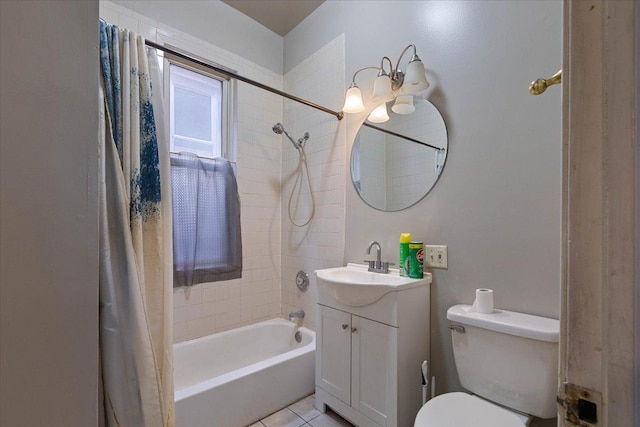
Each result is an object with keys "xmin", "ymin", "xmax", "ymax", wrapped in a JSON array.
[{"xmin": 447, "ymin": 304, "xmax": 559, "ymax": 419}]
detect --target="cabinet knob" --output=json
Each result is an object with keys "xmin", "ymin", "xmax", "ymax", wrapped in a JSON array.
[
  {"xmin": 341, "ymin": 324, "xmax": 349, "ymax": 330},
  {"xmin": 351, "ymin": 327, "xmax": 358, "ymax": 333}
]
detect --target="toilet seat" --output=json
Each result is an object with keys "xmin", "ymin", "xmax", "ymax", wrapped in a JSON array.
[{"xmin": 414, "ymin": 392, "xmax": 527, "ymax": 427}]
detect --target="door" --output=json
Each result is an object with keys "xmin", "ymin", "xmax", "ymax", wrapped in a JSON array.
[
  {"xmin": 318, "ymin": 305, "xmax": 352, "ymax": 404},
  {"xmin": 561, "ymin": 1, "xmax": 636, "ymax": 426},
  {"xmin": 351, "ymin": 315, "xmax": 397, "ymax": 427}
]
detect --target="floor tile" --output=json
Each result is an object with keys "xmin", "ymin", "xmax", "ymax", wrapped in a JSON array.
[
  {"xmin": 247, "ymin": 423, "xmax": 265, "ymax": 427},
  {"xmin": 261, "ymin": 408, "xmax": 307, "ymax": 427},
  {"xmin": 308, "ymin": 409, "xmax": 354, "ymax": 427},
  {"xmin": 288, "ymin": 394, "xmax": 322, "ymax": 421}
]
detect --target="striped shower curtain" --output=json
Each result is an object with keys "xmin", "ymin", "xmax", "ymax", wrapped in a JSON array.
[{"xmin": 98, "ymin": 20, "xmax": 174, "ymax": 426}]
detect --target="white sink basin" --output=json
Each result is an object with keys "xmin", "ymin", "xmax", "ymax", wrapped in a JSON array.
[{"xmin": 315, "ymin": 263, "xmax": 431, "ymax": 306}]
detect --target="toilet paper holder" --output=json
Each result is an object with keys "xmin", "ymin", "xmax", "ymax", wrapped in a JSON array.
[{"xmin": 448, "ymin": 324, "xmax": 465, "ymax": 334}]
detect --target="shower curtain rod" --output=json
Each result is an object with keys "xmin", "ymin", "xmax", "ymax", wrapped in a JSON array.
[
  {"xmin": 146, "ymin": 41, "xmax": 435, "ymax": 149},
  {"xmin": 362, "ymin": 123, "xmax": 444, "ymax": 151},
  {"xmin": 145, "ymin": 40, "xmax": 344, "ymax": 121}
]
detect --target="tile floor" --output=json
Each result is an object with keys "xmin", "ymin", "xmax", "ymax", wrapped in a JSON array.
[{"xmin": 247, "ymin": 394, "xmax": 354, "ymax": 427}]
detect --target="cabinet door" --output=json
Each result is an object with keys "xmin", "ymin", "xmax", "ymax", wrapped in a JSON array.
[
  {"xmin": 318, "ymin": 305, "xmax": 352, "ymax": 404},
  {"xmin": 351, "ymin": 316, "xmax": 397, "ymax": 427}
]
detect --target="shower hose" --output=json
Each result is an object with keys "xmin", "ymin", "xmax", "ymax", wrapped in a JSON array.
[{"xmin": 288, "ymin": 144, "xmax": 315, "ymax": 227}]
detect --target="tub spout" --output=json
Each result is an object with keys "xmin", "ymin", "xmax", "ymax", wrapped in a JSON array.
[{"xmin": 288, "ymin": 310, "xmax": 305, "ymax": 323}]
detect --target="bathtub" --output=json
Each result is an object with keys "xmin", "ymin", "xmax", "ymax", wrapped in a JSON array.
[{"xmin": 174, "ymin": 318, "xmax": 315, "ymax": 427}]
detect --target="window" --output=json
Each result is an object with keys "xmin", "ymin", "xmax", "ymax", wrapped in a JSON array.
[
  {"xmin": 169, "ymin": 64, "xmax": 222, "ymax": 158},
  {"xmin": 164, "ymin": 57, "xmax": 241, "ymax": 287}
]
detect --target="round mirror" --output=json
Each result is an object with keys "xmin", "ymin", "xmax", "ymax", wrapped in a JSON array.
[{"xmin": 350, "ymin": 98, "xmax": 448, "ymax": 211}]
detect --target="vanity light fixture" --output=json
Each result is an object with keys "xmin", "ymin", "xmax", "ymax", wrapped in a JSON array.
[{"xmin": 341, "ymin": 44, "xmax": 430, "ymax": 123}]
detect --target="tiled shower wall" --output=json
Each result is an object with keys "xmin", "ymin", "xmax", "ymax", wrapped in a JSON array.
[
  {"xmin": 281, "ymin": 36, "xmax": 347, "ymax": 331},
  {"xmin": 100, "ymin": 1, "xmax": 283, "ymax": 343}
]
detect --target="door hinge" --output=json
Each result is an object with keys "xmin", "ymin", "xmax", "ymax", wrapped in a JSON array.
[{"xmin": 557, "ymin": 383, "xmax": 601, "ymax": 427}]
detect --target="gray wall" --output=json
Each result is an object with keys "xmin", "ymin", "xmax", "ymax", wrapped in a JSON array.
[
  {"xmin": 285, "ymin": 0, "xmax": 562, "ymax": 399},
  {"xmin": 111, "ymin": 0, "xmax": 284, "ymax": 74},
  {"xmin": 0, "ymin": 1, "xmax": 99, "ymax": 425}
]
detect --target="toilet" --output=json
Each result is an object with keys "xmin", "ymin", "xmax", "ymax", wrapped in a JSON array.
[{"xmin": 414, "ymin": 304, "xmax": 559, "ymax": 427}]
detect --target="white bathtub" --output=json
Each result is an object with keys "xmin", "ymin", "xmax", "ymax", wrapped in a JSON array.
[{"xmin": 174, "ymin": 318, "xmax": 315, "ymax": 427}]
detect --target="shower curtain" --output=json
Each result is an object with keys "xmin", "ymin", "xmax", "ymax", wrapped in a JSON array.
[{"xmin": 99, "ymin": 21, "xmax": 174, "ymax": 427}]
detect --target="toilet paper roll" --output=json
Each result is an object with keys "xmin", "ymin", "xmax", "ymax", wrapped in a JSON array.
[{"xmin": 468, "ymin": 288, "xmax": 494, "ymax": 313}]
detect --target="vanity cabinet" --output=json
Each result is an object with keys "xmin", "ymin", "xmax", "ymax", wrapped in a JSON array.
[
  {"xmin": 315, "ymin": 269, "xmax": 431, "ymax": 427},
  {"xmin": 317, "ymin": 306, "xmax": 352, "ymax": 402},
  {"xmin": 318, "ymin": 305, "xmax": 397, "ymax": 426}
]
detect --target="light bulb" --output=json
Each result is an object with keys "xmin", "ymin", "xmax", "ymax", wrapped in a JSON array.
[
  {"xmin": 391, "ymin": 95, "xmax": 415, "ymax": 114},
  {"xmin": 371, "ymin": 73, "xmax": 393, "ymax": 103},
  {"xmin": 367, "ymin": 103, "xmax": 390, "ymax": 123},
  {"xmin": 400, "ymin": 57, "xmax": 430, "ymax": 95},
  {"xmin": 342, "ymin": 85, "xmax": 365, "ymax": 113}
]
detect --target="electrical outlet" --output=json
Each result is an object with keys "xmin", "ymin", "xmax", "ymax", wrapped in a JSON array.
[{"xmin": 424, "ymin": 245, "xmax": 448, "ymax": 269}]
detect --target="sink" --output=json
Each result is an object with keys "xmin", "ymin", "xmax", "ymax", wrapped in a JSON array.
[{"xmin": 315, "ymin": 263, "xmax": 431, "ymax": 306}]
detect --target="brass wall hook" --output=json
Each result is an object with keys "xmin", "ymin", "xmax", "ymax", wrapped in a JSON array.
[{"xmin": 529, "ymin": 70, "xmax": 562, "ymax": 95}]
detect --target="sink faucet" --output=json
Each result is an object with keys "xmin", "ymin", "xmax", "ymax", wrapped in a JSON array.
[{"xmin": 365, "ymin": 241, "xmax": 393, "ymax": 273}]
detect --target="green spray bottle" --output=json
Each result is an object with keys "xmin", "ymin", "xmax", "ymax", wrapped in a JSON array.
[{"xmin": 399, "ymin": 233, "xmax": 411, "ymax": 276}]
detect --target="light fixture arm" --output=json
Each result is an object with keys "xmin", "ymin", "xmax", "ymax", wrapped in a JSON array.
[
  {"xmin": 387, "ymin": 44, "xmax": 418, "ymax": 90},
  {"xmin": 349, "ymin": 45, "xmax": 418, "ymax": 91},
  {"xmin": 394, "ymin": 44, "xmax": 417, "ymax": 75},
  {"xmin": 379, "ymin": 56, "xmax": 393, "ymax": 76},
  {"xmin": 349, "ymin": 66, "xmax": 383, "ymax": 88}
]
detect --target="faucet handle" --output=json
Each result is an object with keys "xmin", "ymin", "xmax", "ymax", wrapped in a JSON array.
[
  {"xmin": 381, "ymin": 262, "xmax": 395, "ymax": 273},
  {"xmin": 365, "ymin": 260, "xmax": 394, "ymax": 273},
  {"xmin": 364, "ymin": 260, "xmax": 376, "ymax": 270}
]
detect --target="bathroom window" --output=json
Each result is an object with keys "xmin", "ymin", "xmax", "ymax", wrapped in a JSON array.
[
  {"xmin": 164, "ymin": 56, "xmax": 241, "ymax": 287},
  {"xmin": 167, "ymin": 62, "xmax": 231, "ymax": 158}
]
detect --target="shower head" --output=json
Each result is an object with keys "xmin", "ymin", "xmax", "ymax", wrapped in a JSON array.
[
  {"xmin": 272, "ymin": 123, "xmax": 285, "ymax": 135},
  {"xmin": 272, "ymin": 122, "xmax": 300, "ymax": 150}
]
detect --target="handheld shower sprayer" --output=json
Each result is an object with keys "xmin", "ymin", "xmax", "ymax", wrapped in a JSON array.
[
  {"xmin": 297, "ymin": 132, "xmax": 310, "ymax": 148},
  {"xmin": 271, "ymin": 122, "xmax": 315, "ymax": 227},
  {"xmin": 272, "ymin": 122, "xmax": 301, "ymax": 150}
]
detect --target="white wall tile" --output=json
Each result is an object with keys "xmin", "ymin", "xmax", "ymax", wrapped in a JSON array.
[
  {"xmin": 173, "ymin": 306, "xmax": 187, "ymax": 323},
  {"xmin": 117, "ymin": 13, "xmax": 138, "ymax": 34},
  {"xmin": 281, "ymin": 35, "xmax": 346, "ymax": 331},
  {"xmin": 99, "ymin": 4, "xmax": 119, "ymax": 26},
  {"xmin": 174, "ymin": 321, "xmax": 187, "ymax": 343},
  {"xmin": 138, "ymin": 20, "xmax": 157, "ymax": 43}
]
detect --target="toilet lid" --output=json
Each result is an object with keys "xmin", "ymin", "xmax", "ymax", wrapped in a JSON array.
[{"xmin": 414, "ymin": 392, "xmax": 526, "ymax": 427}]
